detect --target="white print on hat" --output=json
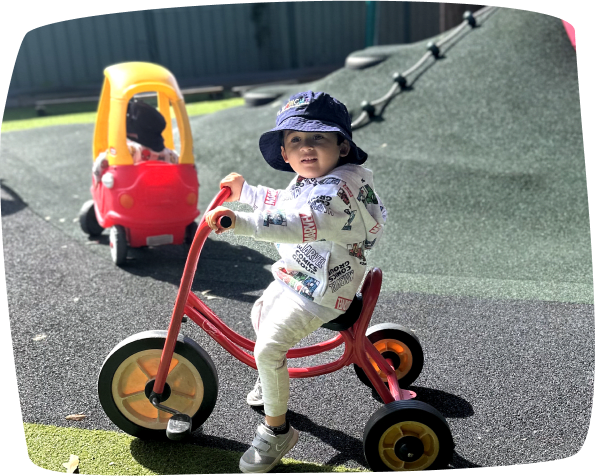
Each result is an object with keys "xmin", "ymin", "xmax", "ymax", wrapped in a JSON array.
[{"xmin": 278, "ymin": 96, "xmax": 311, "ymax": 116}]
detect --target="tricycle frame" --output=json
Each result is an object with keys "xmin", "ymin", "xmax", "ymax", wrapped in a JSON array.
[{"xmin": 150, "ymin": 188, "xmax": 415, "ymax": 408}]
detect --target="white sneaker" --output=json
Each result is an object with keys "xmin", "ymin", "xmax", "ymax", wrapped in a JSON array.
[
  {"xmin": 239, "ymin": 423, "xmax": 299, "ymax": 473},
  {"xmin": 247, "ymin": 377, "xmax": 264, "ymax": 406}
]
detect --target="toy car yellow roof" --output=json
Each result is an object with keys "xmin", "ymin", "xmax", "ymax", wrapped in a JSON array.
[{"xmin": 93, "ymin": 62, "xmax": 194, "ymax": 166}]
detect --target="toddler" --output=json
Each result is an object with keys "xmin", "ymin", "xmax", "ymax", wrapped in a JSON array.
[
  {"xmin": 205, "ymin": 91, "xmax": 387, "ymax": 473},
  {"xmin": 92, "ymin": 99, "xmax": 178, "ymax": 184}
]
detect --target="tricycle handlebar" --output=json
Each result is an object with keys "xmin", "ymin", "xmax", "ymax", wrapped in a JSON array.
[{"xmin": 218, "ymin": 215, "xmax": 232, "ymax": 229}]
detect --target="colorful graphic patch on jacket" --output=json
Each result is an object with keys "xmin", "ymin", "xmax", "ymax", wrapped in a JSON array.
[
  {"xmin": 335, "ymin": 296, "xmax": 353, "ymax": 311},
  {"xmin": 357, "ymin": 184, "xmax": 378, "ymax": 206},
  {"xmin": 342, "ymin": 209, "xmax": 357, "ymax": 230},
  {"xmin": 348, "ymin": 242, "xmax": 366, "ymax": 263},
  {"xmin": 299, "ymin": 213, "xmax": 317, "ymax": 242},
  {"xmin": 337, "ymin": 187, "xmax": 351, "ymax": 206},
  {"xmin": 275, "ymin": 268, "xmax": 319, "ymax": 301},
  {"xmin": 264, "ymin": 189, "xmax": 279, "ymax": 206},
  {"xmin": 263, "ymin": 210, "xmax": 287, "ymax": 227}
]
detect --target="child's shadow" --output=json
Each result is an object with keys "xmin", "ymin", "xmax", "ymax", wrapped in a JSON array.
[{"xmin": 122, "ymin": 237, "xmax": 276, "ymax": 303}]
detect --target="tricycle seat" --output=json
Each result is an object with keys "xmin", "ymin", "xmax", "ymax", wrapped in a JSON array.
[{"xmin": 321, "ymin": 294, "xmax": 363, "ymax": 331}]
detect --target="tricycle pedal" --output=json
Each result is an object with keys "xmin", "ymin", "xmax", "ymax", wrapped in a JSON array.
[{"xmin": 166, "ymin": 413, "xmax": 192, "ymax": 440}]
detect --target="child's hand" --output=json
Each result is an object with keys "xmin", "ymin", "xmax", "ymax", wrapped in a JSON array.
[
  {"xmin": 220, "ymin": 173, "xmax": 245, "ymax": 202},
  {"xmin": 205, "ymin": 206, "xmax": 236, "ymax": 234}
]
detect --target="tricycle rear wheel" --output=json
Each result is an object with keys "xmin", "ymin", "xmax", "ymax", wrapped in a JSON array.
[
  {"xmin": 98, "ymin": 330, "xmax": 218, "ymax": 439},
  {"xmin": 363, "ymin": 400, "xmax": 453, "ymax": 471}
]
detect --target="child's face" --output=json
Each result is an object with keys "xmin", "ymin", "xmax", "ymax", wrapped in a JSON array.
[{"xmin": 281, "ymin": 130, "xmax": 350, "ymax": 178}]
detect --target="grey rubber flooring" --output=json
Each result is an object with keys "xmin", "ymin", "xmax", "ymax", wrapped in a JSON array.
[{"xmin": 1, "ymin": 6, "xmax": 593, "ymax": 471}]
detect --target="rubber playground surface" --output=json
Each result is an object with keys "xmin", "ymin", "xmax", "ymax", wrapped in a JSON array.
[{"xmin": 1, "ymin": 7, "xmax": 594, "ymax": 473}]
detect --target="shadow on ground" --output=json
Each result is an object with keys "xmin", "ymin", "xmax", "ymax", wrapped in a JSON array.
[
  {"xmin": 130, "ymin": 393, "xmax": 480, "ymax": 473},
  {"xmin": 129, "ymin": 431, "xmax": 350, "ymax": 473},
  {"xmin": 84, "ymin": 234, "xmax": 276, "ymax": 303},
  {"xmin": 0, "ymin": 180, "xmax": 28, "ymax": 217}
]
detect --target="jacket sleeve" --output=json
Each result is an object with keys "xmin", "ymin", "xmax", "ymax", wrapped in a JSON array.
[
  {"xmin": 239, "ymin": 181, "xmax": 286, "ymax": 211},
  {"xmin": 234, "ymin": 183, "xmax": 365, "ymax": 244}
]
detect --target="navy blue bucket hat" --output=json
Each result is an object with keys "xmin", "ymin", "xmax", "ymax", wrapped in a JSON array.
[{"xmin": 259, "ymin": 91, "xmax": 368, "ymax": 172}]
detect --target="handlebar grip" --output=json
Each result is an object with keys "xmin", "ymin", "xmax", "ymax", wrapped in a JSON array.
[{"xmin": 219, "ymin": 216, "xmax": 232, "ymax": 229}]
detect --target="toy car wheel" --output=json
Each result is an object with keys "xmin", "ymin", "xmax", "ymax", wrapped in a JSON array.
[
  {"xmin": 109, "ymin": 225, "xmax": 127, "ymax": 265},
  {"xmin": 79, "ymin": 200, "xmax": 104, "ymax": 236},
  {"xmin": 185, "ymin": 221, "xmax": 198, "ymax": 244},
  {"xmin": 354, "ymin": 323, "xmax": 423, "ymax": 389},
  {"xmin": 98, "ymin": 330, "xmax": 218, "ymax": 440},
  {"xmin": 363, "ymin": 400, "xmax": 453, "ymax": 471}
]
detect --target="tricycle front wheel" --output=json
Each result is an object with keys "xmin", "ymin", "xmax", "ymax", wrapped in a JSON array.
[
  {"xmin": 354, "ymin": 323, "xmax": 423, "ymax": 389},
  {"xmin": 98, "ymin": 330, "xmax": 218, "ymax": 439}
]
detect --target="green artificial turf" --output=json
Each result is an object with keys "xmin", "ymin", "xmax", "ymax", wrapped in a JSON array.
[
  {"xmin": 1, "ymin": 97, "xmax": 245, "ymax": 132},
  {"xmin": 24, "ymin": 423, "xmax": 362, "ymax": 474}
]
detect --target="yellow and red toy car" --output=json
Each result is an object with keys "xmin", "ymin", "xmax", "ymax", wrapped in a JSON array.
[{"xmin": 79, "ymin": 62, "xmax": 200, "ymax": 265}]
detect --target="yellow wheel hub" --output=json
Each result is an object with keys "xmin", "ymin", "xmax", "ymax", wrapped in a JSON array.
[
  {"xmin": 112, "ymin": 349, "xmax": 204, "ymax": 429},
  {"xmin": 378, "ymin": 420, "xmax": 439, "ymax": 470},
  {"xmin": 369, "ymin": 339, "xmax": 413, "ymax": 382}
]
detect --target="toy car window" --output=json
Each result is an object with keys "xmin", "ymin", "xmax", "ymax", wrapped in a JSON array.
[{"xmin": 129, "ymin": 93, "xmax": 180, "ymax": 155}]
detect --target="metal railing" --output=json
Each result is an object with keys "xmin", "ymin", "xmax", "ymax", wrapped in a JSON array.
[{"xmin": 352, "ymin": 6, "xmax": 498, "ymax": 130}]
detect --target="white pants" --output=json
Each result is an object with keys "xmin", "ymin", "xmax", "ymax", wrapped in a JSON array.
[{"xmin": 251, "ymin": 281, "xmax": 325, "ymax": 417}]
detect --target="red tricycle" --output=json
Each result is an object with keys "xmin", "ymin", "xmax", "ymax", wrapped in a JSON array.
[
  {"xmin": 79, "ymin": 62, "xmax": 200, "ymax": 266},
  {"xmin": 98, "ymin": 188, "xmax": 454, "ymax": 471}
]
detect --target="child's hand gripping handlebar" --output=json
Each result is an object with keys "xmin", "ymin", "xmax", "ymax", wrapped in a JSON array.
[{"xmin": 204, "ymin": 190, "xmax": 236, "ymax": 234}]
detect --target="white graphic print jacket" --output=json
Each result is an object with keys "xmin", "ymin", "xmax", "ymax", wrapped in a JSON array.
[{"xmin": 233, "ymin": 164, "xmax": 387, "ymax": 315}]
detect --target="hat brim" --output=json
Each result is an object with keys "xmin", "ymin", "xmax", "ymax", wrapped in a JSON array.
[{"xmin": 259, "ymin": 117, "xmax": 367, "ymax": 172}]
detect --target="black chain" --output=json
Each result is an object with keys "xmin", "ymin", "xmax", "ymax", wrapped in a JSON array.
[{"xmin": 351, "ymin": 6, "xmax": 497, "ymax": 130}]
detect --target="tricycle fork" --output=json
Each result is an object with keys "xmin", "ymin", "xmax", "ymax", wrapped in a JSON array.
[
  {"xmin": 361, "ymin": 338, "xmax": 417, "ymax": 403},
  {"xmin": 350, "ymin": 268, "xmax": 416, "ymax": 404},
  {"xmin": 150, "ymin": 187, "xmax": 231, "ymax": 404}
]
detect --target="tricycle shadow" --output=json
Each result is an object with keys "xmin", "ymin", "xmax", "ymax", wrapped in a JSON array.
[
  {"xmin": 121, "ymin": 237, "xmax": 276, "ymax": 303},
  {"xmin": 129, "ymin": 397, "xmax": 481, "ymax": 472}
]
